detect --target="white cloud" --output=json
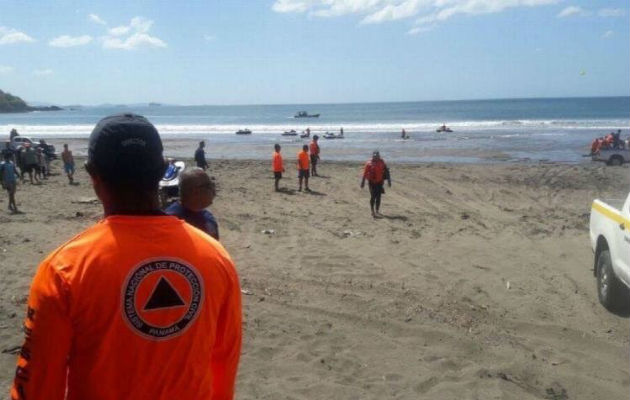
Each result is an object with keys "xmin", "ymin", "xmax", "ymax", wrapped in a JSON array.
[
  {"xmin": 0, "ymin": 27, "xmax": 35, "ymax": 45},
  {"xmin": 109, "ymin": 26, "xmax": 131, "ymax": 36},
  {"xmin": 0, "ymin": 65, "xmax": 14, "ymax": 74},
  {"xmin": 272, "ymin": 0, "xmax": 561, "ymax": 31},
  {"xmin": 601, "ymin": 30, "xmax": 613, "ymax": 38},
  {"xmin": 89, "ymin": 13, "xmax": 107, "ymax": 25},
  {"xmin": 407, "ymin": 24, "xmax": 435, "ymax": 35},
  {"xmin": 49, "ymin": 35, "xmax": 93, "ymax": 48},
  {"xmin": 204, "ymin": 34, "xmax": 216, "ymax": 42},
  {"xmin": 101, "ymin": 16, "xmax": 166, "ymax": 50},
  {"xmin": 33, "ymin": 69, "xmax": 53, "ymax": 76},
  {"xmin": 103, "ymin": 33, "xmax": 166, "ymax": 50},
  {"xmin": 557, "ymin": 6, "xmax": 589, "ymax": 18},
  {"xmin": 598, "ymin": 8, "xmax": 624, "ymax": 17}
]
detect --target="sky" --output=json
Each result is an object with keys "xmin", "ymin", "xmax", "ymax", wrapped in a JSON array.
[{"xmin": 0, "ymin": 0, "xmax": 628, "ymax": 105}]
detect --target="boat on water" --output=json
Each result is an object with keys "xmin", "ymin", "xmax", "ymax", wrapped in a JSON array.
[
  {"xmin": 294, "ymin": 111, "xmax": 320, "ymax": 118},
  {"xmin": 236, "ymin": 129, "xmax": 252, "ymax": 135},
  {"xmin": 436, "ymin": 124, "xmax": 453, "ymax": 133},
  {"xmin": 282, "ymin": 129, "xmax": 298, "ymax": 136},
  {"xmin": 300, "ymin": 131, "xmax": 310, "ymax": 138}
]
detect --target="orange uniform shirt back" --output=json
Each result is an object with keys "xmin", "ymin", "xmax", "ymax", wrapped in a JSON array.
[
  {"xmin": 309, "ymin": 141, "xmax": 319, "ymax": 157},
  {"xmin": 12, "ymin": 216, "xmax": 242, "ymax": 400},
  {"xmin": 363, "ymin": 159, "xmax": 387, "ymax": 184},
  {"xmin": 272, "ymin": 152, "xmax": 283, "ymax": 172},
  {"xmin": 297, "ymin": 151, "xmax": 309, "ymax": 170}
]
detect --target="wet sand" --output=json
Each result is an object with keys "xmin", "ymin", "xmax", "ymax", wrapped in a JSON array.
[{"xmin": 0, "ymin": 157, "xmax": 628, "ymax": 399}]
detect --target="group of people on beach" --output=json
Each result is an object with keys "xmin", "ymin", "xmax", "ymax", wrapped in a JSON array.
[
  {"xmin": 4, "ymin": 112, "xmax": 394, "ymax": 399},
  {"xmin": 1, "ymin": 132, "xmax": 76, "ymax": 213}
]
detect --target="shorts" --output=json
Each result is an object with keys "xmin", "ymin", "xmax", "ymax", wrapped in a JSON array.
[
  {"xmin": 298, "ymin": 169, "xmax": 310, "ymax": 179},
  {"xmin": 25, "ymin": 164, "xmax": 37, "ymax": 173},
  {"xmin": 3, "ymin": 181, "xmax": 16, "ymax": 193},
  {"xmin": 310, "ymin": 155, "xmax": 318, "ymax": 165},
  {"xmin": 64, "ymin": 163, "xmax": 75, "ymax": 174},
  {"xmin": 274, "ymin": 171, "xmax": 282, "ymax": 179}
]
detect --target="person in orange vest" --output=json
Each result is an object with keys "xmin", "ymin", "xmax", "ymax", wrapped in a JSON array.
[
  {"xmin": 309, "ymin": 135, "xmax": 320, "ymax": 177},
  {"xmin": 361, "ymin": 150, "xmax": 391, "ymax": 218},
  {"xmin": 272, "ymin": 143, "xmax": 285, "ymax": 192},
  {"xmin": 11, "ymin": 113, "xmax": 242, "ymax": 400},
  {"xmin": 297, "ymin": 144, "xmax": 310, "ymax": 192}
]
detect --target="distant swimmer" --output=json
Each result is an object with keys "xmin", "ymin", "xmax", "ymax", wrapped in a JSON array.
[
  {"xmin": 360, "ymin": 150, "xmax": 391, "ymax": 218},
  {"xmin": 297, "ymin": 144, "xmax": 310, "ymax": 192},
  {"xmin": 309, "ymin": 135, "xmax": 320, "ymax": 177},
  {"xmin": 272, "ymin": 143, "xmax": 285, "ymax": 192}
]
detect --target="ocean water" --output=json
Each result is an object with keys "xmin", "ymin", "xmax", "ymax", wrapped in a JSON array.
[{"xmin": 1, "ymin": 97, "xmax": 628, "ymax": 163}]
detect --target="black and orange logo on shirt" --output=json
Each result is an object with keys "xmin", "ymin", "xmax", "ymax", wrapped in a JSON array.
[{"xmin": 122, "ymin": 258, "xmax": 204, "ymax": 340}]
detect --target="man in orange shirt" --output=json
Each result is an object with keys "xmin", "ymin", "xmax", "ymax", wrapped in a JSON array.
[
  {"xmin": 309, "ymin": 135, "xmax": 320, "ymax": 177},
  {"xmin": 11, "ymin": 113, "xmax": 242, "ymax": 400},
  {"xmin": 272, "ymin": 143, "xmax": 285, "ymax": 192},
  {"xmin": 360, "ymin": 150, "xmax": 391, "ymax": 218},
  {"xmin": 297, "ymin": 144, "xmax": 310, "ymax": 192}
]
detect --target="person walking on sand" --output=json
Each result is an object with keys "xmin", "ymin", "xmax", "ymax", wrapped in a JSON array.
[
  {"xmin": 36, "ymin": 147, "xmax": 46, "ymax": 180},
  {"xmin": 11, "ymin": 113, "xmax": 242, "ymax": 400},
  {"xmin": 272, "ymin": 143, "xmax": 285, "ymax": 192},
  {"xmin": 361, "ymin": 150, "xmax": 391, "ymax": 218},
  {"xmin": 1, "ymin": 153, "xmax": 19, "ymax": 213},
  {"xmin": 165, "ymin": 168, "xmax": 220, "ymax": 240},
  {"xmin": 297, "ymin": 144, "xmax": 310, "ymax": 192},
  {"xmin": 61, "ymin": 144, "xmax": 75, "ymax": 184},
  {"xmin": 195, "ymin": 140, "xmax": 209, "ymax": 170},
  {"xmin": 309, "ymin": 135, "xmax": 320, "ymax": 177}
]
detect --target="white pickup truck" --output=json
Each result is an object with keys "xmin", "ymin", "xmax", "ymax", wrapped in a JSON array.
[{"xmin": 589, "ymin": 195, "xmax": 630, "ymax": 314}]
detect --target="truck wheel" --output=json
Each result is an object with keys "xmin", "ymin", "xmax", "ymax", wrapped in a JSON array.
[
  {"xmin": 596, "ymin": 249, "xmax": 630, "ymax": 314},
  {"xmin": 608, "ymin": 156, "xmax": 623, "ymax": 166}
]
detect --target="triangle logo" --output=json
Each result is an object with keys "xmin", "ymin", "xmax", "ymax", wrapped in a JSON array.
[{"xmin": 143, "ymin": 277, "xmax": 186, "ymax": 311}]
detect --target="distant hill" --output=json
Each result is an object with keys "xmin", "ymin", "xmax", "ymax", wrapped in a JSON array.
[{"xmin": 0, "ymin": 89, "xmax": 62, "ymax": 113}]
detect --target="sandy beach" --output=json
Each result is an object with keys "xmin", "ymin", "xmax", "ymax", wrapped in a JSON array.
[{"xmin": 0, "ymin": 156, "xmax": 628, "ymax": 399}]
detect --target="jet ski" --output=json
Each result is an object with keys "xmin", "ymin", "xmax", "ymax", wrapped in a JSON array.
[
  {"xmin": 282, "ymin": 130, "xmax": 298, "ymax": 136},
  {"xmin": 323, "ymin": 132, "xmax": 343, "ymax": 139},
  {"xmin": 300, "ymin": 131, "xmax": 310, "ymax": 138},
  {"xmin": 236, "ymin": 129, "xmax": 252, "ymax": 135},
  {"xmin": 159, "ymin": 160, "xmax": 185, "ymax": 207}
]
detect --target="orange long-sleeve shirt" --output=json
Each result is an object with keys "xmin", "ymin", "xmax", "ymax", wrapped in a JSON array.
[{"xmin": 11, "ymin": 215, "xmax": 242, "ymax": 400}]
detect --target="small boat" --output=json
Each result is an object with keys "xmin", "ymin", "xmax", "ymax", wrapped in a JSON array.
[
  {"xmin": 236, "ymin": 129, "xmax": 252, "ymax": 135},
  {"xmin": 436, "ymin": 125, "xmax": 453, "ymax": 133},
  {"xmin": 282, "ymin": 130, "xmax": 298, "ymax": 136},
  {"xmin": 300, "ymin": 131, "xmax": 310, "ymax": 138},
  {"xmin": 294, "ymin": 111, "xmax": 320, "ymax": 118}
]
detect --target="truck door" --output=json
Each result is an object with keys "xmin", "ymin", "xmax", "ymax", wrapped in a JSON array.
[{"xmin": 614, "ymin": 196, "xmax": 630, "ymax": 286}]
